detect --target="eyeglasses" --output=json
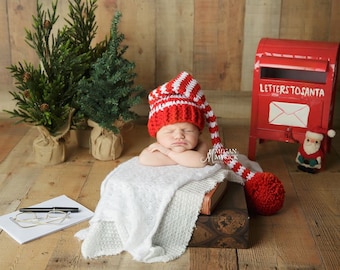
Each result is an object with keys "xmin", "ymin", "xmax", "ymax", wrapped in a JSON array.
[{"xmin": 10, "ymin": 210, "xmax": 71, "ymax": 228}]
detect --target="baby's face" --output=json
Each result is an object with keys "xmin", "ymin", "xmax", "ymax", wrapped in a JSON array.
[{"xmin": 156, "ymin": 122, "xmax": 200, "ymax": 153}]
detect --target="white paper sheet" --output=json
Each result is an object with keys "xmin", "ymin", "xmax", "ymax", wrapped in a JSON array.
[{"xmin": 0, "ymin": 195, "xmax": 93, "ymax": 244}]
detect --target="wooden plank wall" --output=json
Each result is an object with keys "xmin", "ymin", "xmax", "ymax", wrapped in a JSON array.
[
  {"xmin": 241, "ymin": 0, "xmax": 282, "ymax": 92},
  {"xmin": 1, "ymin": 0, "xmax": 339, "ymax": 113}
]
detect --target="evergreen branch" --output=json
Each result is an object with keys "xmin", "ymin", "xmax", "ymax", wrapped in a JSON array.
[
  {"xmin": 64, "ymin": 0, "xmax": 98, "ymax": 52},
  {"xmin": 77, "ymin": 11, "xmax": 145, "ymax": 133}
]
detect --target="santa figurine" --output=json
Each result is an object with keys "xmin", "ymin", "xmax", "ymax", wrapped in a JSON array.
[{"xmin": 296, "ymin": 127, "xmax": 336, "ymax": 173}]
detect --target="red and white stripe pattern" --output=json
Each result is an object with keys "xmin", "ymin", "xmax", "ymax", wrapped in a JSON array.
[{"xmin": 149, "ymin": 71, "xmax": 257, "ymax": 183}]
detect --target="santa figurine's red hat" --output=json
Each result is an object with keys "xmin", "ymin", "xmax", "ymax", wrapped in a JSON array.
[
  {"xmin": 148, "ymin": 71, "xmax": 285, "ymax": 215},
  {"xmin": 306, "ymin": 127, "xmax": 336, "ymax": 141}
]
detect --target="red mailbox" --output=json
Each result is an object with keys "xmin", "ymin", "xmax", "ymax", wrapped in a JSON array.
[{"xmin": 248, "ymin": 38, "xmax": 339, "ymax": 160}]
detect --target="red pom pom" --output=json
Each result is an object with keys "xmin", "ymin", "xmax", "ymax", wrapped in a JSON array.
[{"xmin": 244, "ymin": 172, "xmax": 285, "ymax": 215}]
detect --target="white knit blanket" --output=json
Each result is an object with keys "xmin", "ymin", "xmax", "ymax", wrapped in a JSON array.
[{"xmin": 75, "ymin": 155, "xmax": 261, "ymax": 263}]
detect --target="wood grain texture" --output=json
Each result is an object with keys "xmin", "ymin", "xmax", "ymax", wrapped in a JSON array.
[
  {"xmin": 1, "ymin": 116, "xmax": 340, "ymax": 269},
  {"xmin": 193, "ymin": 0, "xmax": 245, "ymax": 91},
  {"xmin": 241, "ymin": 0, "xmax": 282, "ymax": 92},
  {"xmin": 115, "ymin": 0, "xmax": 156, "ymax": 90},
  {"xmin": 0, "ymin": 1, "xmax": 12, "ymax": 86},
  {"xmin": 279, "ymin": 0, "xmax": 332, "ymax": 40},
  {"xmin": 2, "ymin": 0, "xmax": 340, "ymax": 114},
  {"xmin": 329, "ymin": 0, "xmax": 340, "ymax": 42},
  {"xmin": 0, "ymin": 119, "xmax": 29, "ymax": 163},
  {"xmin": 190, "ymin": 248, "xmax": 238, "ymax": 270},
  {"xmin": 7, "ymin": 0, "xmax": 40, "ymax": 67},
  {"xmin": 155, "ymin": 0, "xmax": 194, "ymax": 86}
]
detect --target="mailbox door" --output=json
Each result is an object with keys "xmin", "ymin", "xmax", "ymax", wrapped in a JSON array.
[{"xmin": 256, "ymin": 94, "xmax": 324, "ymax": 144}]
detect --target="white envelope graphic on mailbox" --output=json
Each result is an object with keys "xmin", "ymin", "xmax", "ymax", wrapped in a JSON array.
[{"xmin": 268, "ymin": 101, "xmax": 310, "ymax": 127}]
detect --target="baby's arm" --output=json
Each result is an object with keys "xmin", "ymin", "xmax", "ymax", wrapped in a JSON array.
[
  {"xmin": 138, "ymin": 141, "xmax": 208, "ymax": 168},
  {"xmin": 138, "ymin": 143, "xmax": 177, "ymax": 166},
  {"xmin": 166, "ymin": 141, "xmax": 208, "ymax": 167}
]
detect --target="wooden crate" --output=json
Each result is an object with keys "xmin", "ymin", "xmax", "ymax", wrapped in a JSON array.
[{"xmin": 189, "ymin": 181, "xmax": 249, "ymax": 248}]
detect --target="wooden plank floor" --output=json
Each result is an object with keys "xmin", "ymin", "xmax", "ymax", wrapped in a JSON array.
[{"xmin": 0, "ymin": 116, "xmax": 339, "ymax": 270}]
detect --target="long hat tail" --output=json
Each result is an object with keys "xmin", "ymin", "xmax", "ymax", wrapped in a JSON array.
[{"xmin": 151, "ymin": 72, "xmax": 285, "ymax": 215}]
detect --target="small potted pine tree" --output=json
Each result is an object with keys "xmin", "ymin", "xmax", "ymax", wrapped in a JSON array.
[
  {"xmin": 4, "ymin": 0, "xmax": 106, "ymax": 165},
  {"xmin": 65, "ymin": 0, "xmax": 108, "ymax": 148},
  {"xmin": 77, "ymin": 11, "xmax": 145, "ymax": 161}
]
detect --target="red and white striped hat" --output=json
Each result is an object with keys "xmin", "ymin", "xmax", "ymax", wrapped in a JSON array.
[
  {"xmin": 148, "ymin": 72, "xmax": 206, "ymax": 137},
  {"xmin": 147, "ymin": 71, "xmax": 285, "ymax": 215}
]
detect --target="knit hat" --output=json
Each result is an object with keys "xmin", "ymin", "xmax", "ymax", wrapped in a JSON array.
[
  {"xmin": 148, "ymin": 71, "xmax": 285, "ymax": 215},
  {"xmin": 148, "ymin": 73, "xmax": 205, "ymax": 137}
]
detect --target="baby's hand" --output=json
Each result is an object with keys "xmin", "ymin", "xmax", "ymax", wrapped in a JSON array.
[{"xmin": 148, "ymin": 143, "xmax": 169, "ymax": 155}]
